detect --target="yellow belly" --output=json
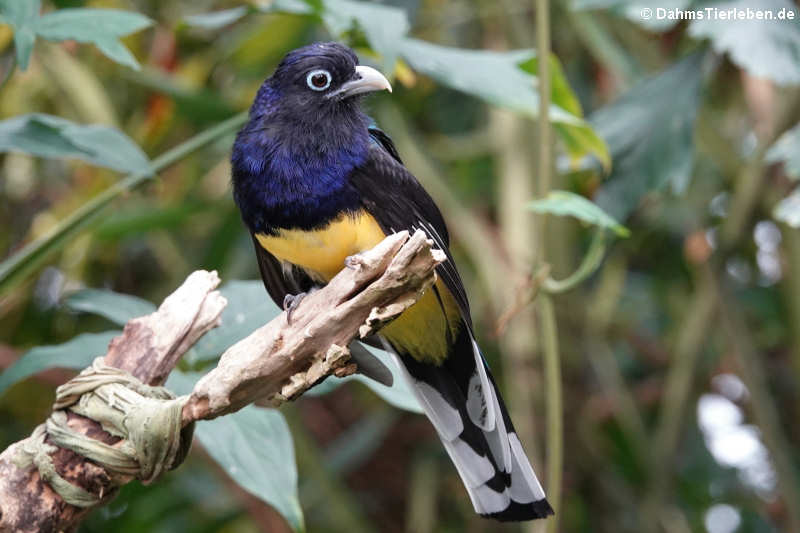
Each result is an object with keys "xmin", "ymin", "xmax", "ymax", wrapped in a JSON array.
[
  {"xmin": 255, "ymin": 210, "xmax": 461, "ymax": 364},
  {"xmin": 255, "ymin": 211, "xmax": 386, "ymax": 282}
]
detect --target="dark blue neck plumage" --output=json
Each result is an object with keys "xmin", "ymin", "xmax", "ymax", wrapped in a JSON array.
[{"xmin": 231, "ymin": 90, "xmax": 370, "ymax": 234}]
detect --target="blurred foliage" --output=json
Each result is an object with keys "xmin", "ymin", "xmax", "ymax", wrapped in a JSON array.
[{"xmin": 1, "ymin": 0, "xmax": 800, "ymax": 532}]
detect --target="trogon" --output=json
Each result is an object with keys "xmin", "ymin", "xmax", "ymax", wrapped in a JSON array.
[{"xmin": 231, "ymin": 42, "xmax": 553, "ymax": 521}]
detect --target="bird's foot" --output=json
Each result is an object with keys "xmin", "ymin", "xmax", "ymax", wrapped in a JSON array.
[
  {"xmin": 344, "ymin": 254, "xmax": 363, "ymax": 269},
  {"xmin": 283, "ymin": 292, "xmax": 307, "ymax": 324}
]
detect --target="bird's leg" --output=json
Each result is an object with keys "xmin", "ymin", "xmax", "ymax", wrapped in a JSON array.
[{"xmin": 283, "ymin": 292, "xmax": 307, "ymax": 324}]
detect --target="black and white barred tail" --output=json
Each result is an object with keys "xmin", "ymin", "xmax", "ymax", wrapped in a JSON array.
[{"xmin": 381, "ymin": 329, "xmax": 554, "ymax": 521}]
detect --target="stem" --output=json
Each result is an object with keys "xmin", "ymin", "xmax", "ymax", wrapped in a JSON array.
[
  {"xmin": 536, "ymin": 0, "xmax": 552, "ymax": 214},
  {"xmin": 535, "ymin": 1, "xmax": 561, "ymax": 530},
  {"xmin": 0, "ymin": 112, "xmax": 248, "ymax": 293},
  {"xmin": 543, "ymin": 229, "xmax": 606, "ymax": 293},
  {"xmin": 539, "ymin": 295, "xmax": 562, "ymax": 533}
]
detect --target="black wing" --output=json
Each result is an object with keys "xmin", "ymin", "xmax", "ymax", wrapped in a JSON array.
[
  {"xmin": 251, "ymin": 235, "xmax": 316, "ymax": 309},
  {"xmin": 356, "ymin": 129, "xmax": 472, "ymax": 329}
]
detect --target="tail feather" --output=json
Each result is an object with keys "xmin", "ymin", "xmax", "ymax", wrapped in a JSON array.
[{"xmin": 380, "ymin": 330, "xmax": 554, "ymax": 521}]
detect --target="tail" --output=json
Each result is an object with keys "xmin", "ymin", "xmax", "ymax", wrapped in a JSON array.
[{"xmin": 380, "ymin": 329, "xmax": 554, "ymax": 521}]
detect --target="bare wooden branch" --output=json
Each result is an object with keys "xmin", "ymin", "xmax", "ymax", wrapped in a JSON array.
[{"xmin": 0, "ymin": 230, "xmax": 442, "ymax": 533}]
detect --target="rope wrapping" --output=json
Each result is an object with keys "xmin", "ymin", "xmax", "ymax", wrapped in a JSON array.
[{"xmin": 13, "ymin": 358, "xmax": 194, "ymax": 507}]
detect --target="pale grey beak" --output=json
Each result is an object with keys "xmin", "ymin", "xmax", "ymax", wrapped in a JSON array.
[{"xmin": 328, "ymin": 65, "xmax": 392, "ymax": 99}]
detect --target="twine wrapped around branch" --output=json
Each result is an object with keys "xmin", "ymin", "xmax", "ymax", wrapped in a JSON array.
[{"xmin": 14, "ymin": 358, "xmax": 194, "ymax": 506}]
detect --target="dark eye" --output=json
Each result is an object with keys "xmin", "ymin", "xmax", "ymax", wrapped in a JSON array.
[{"xmin": 306, "ymin": 69, "xmax": 332, "ymax": 91}]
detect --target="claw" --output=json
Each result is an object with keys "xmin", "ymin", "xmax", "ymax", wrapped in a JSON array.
[
  {"xmin": 283, "ymin": 292, "xmax": 307, "ymax": 324},
  {"xmin": 344, "ymin": 255, "xmax": 362, "ymax": 269}
]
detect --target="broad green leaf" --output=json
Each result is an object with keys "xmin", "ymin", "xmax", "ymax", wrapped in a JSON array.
[
  {"xmin": 766, "ymin": 122, "xmax": 800, "ymax": 179},
  {"xmin": 572, "ymin": 0, "xmax": 692, "ymax": 31},
  {"xmin": 65, "ymin": 289, "xmax": 156, "ymax": 326},
  {"xmin": 689, "ymin": 0, "xmax": 800, "ymax": 86},
  {"xmin": 399, "ymin": 39, "xmax": 610, "ymax": 167},
  {"xmin": 307, "ymin": 343, "xmax": 422, "ymax": 413},
  {"xmin": 168, "ymin": 371, "xmax": 305, "ymax": 532},
  {"xmin": 0, "ymin": 0, "xmax": 41, "ymax": 69},
  {"xmin": 774, "ymin": 187, "xmax": 800, "ymax": 228},
  {"xmin": 528, "ymin": 190, "xmax": 630, "ymax": 237},
  {"xmin": 188, "ymin": 280, "xmax": 281, "ymax": 365},
  {"xmin": 593, "ymin": 52, "xmax": 706, "ymax": 219},
  {"xmin": 198, "ymin": 408, "xmax": 304, "ymax": 531},
  {"xmin": 0, "ymin": 112, "xmax": 247, "ymax": 294},
  {"xmin": 34, "ymin": 8, "xmax": 152, "ymax": 70},
  {"xmin": 184, "ymin": 7, "xmax": 249, "ymax": 29},
  {"xmin": 315, "ymin": 0, "xmax": 409, "ymax": 71},
  {"xmin": 0, "ymin": 331, "xmax": 118, "ymax": 397},
  {"xmin": 0, "ymin": 113, "xmax": 151, "ymax": 173}
]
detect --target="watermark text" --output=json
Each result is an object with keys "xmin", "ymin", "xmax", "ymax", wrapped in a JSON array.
[{"xmin": 639, "ymin": 6, "xmax": 796, "ymax": 21}]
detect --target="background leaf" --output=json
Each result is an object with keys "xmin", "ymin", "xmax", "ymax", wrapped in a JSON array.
[
  {"xmin": 188, "ymin": 280, "xmax": 281, "ymax": 365},
  {"xmin": 766, "ymin": 122, "xmax": 800, "ymax": 179},
  {"xmin": 689, "ymin": 0, "xmax": 800, "ymax": 86},
  {"xmin": 34, "ymin": 8, "xmax": 153, "ymax": 70},
  {"xmin": 399, "ymin": 38, "xmax": 610, "ymax": 166},
  {"xmin": 0, "ymin": 113, "xmax": 151, "ymax": 173},
  {"xmin": 0, "ymin": 331, "xmax": 118, "ymax": 397},
  {"xmin": 593, "ymin": 52, "xmax": 706, "ymax": 219},
  {"xmin": 168, "ymin": 371, "xmax": 304, "ymax": 533},
  {"xmin": 183, "ymin": 7, "xmax": 250, "ymax": 30},
  {"xmin": 774, "ymin": 187, "xmax": 800, "ymax": 227},
  {"xmin": 64, "ymin": 288, "xmax": 156, "ymax": 326},
  {"xmin": 0, "ymin": 0, "xmax": 41, "ymax": 69},
  {"xmin": 528, "ymin": 190, "xmax": 630, "ymax": 237}
]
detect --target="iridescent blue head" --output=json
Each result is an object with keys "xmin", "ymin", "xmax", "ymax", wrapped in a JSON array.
[{"xmin": 231, "ymin": 42, "xmax": 392, "ymax": 234}]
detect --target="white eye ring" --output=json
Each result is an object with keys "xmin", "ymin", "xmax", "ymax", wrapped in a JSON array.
[{"xmin": 306, "ymin": 69, "xmax": 332, "ymax": 91}]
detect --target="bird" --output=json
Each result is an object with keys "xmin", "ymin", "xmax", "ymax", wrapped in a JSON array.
[{"xmin": 231, "ymin": 41, "xmax": 554, "ymax": 522}]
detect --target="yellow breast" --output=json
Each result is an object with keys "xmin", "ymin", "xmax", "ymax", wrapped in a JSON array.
[
  {"xmin": 255, "ymin": 210, "xmax": 386, "ymax": 282},
  {"xmin": 256, "ymin": 210, "xmax": 462, "ymax": 364}
]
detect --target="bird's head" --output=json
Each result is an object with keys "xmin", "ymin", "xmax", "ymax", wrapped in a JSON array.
[{"xmin": 250, "ymin": 42, "xmax": 392, "ymax": 120}]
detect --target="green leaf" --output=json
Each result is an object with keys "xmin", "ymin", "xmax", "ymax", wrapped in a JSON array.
[
  {"xmin": 34, "ymin": 8, "xmax": 153, "ymax": 70},
  {"xmin": 184, "ymin": 7, "xmax": 249, "ymax": 29},
  {"xmin": 399, "ymin": 39, "xmax": 610, "ymax": 167},
  {"xmin": 188, "ymin": 280, "xmax": 282, "ymax": 365},
  {"xmin": 307, "ymin": 344, "xmax": 422, "ymax": 413},
  {"xmin": 689, "ymin": 0, "xmax": 800, "ymax": 86},
  {"xmin": 774, "ymin": 187, "xmax": 800, "ymax": 228},
  {"xmin": 520, "ymin": 54, "xmax": 611, "ymax": 169},
  {"xmin": 64, "ymin": 289, "xmax": 156, "ymax": 326},
  {"xmin": 199, "ymin": 408, "xmax": 304, "ymax": 531},
  {"xmin": 528, "ymin": 190, "xmax": 630, "ymax": 237},
  {"xmin": 0, "ymin": 112, "xmax": 247, "ymax": 294},
  {"xmin": 315, "ymin": 0, "xmax": 409, "ymax": 71},
  {"xmin": 0, "ymin": 331, "xmax": 118, "ymax": 397},
  {"xmin": 168, "ymin": 371, "xmax": 305, "ymax": 532},
  {"xmin": 766, "ymin": 122, "xmax": 800, "ymax": 179},
  {"xmin": 592, "ymin": 52, "xmax": 706, "ymax": 219},
  {"xmin": 0, "ymin": 0, "xmax": 41, "ymax": 69},
  {"xmin": 0, "ymin": 113, "xmax": 151, "ymax": 173},
  {"xmin": 572, "ymin": 0, "xmax": 692, "ymax": 31}
]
